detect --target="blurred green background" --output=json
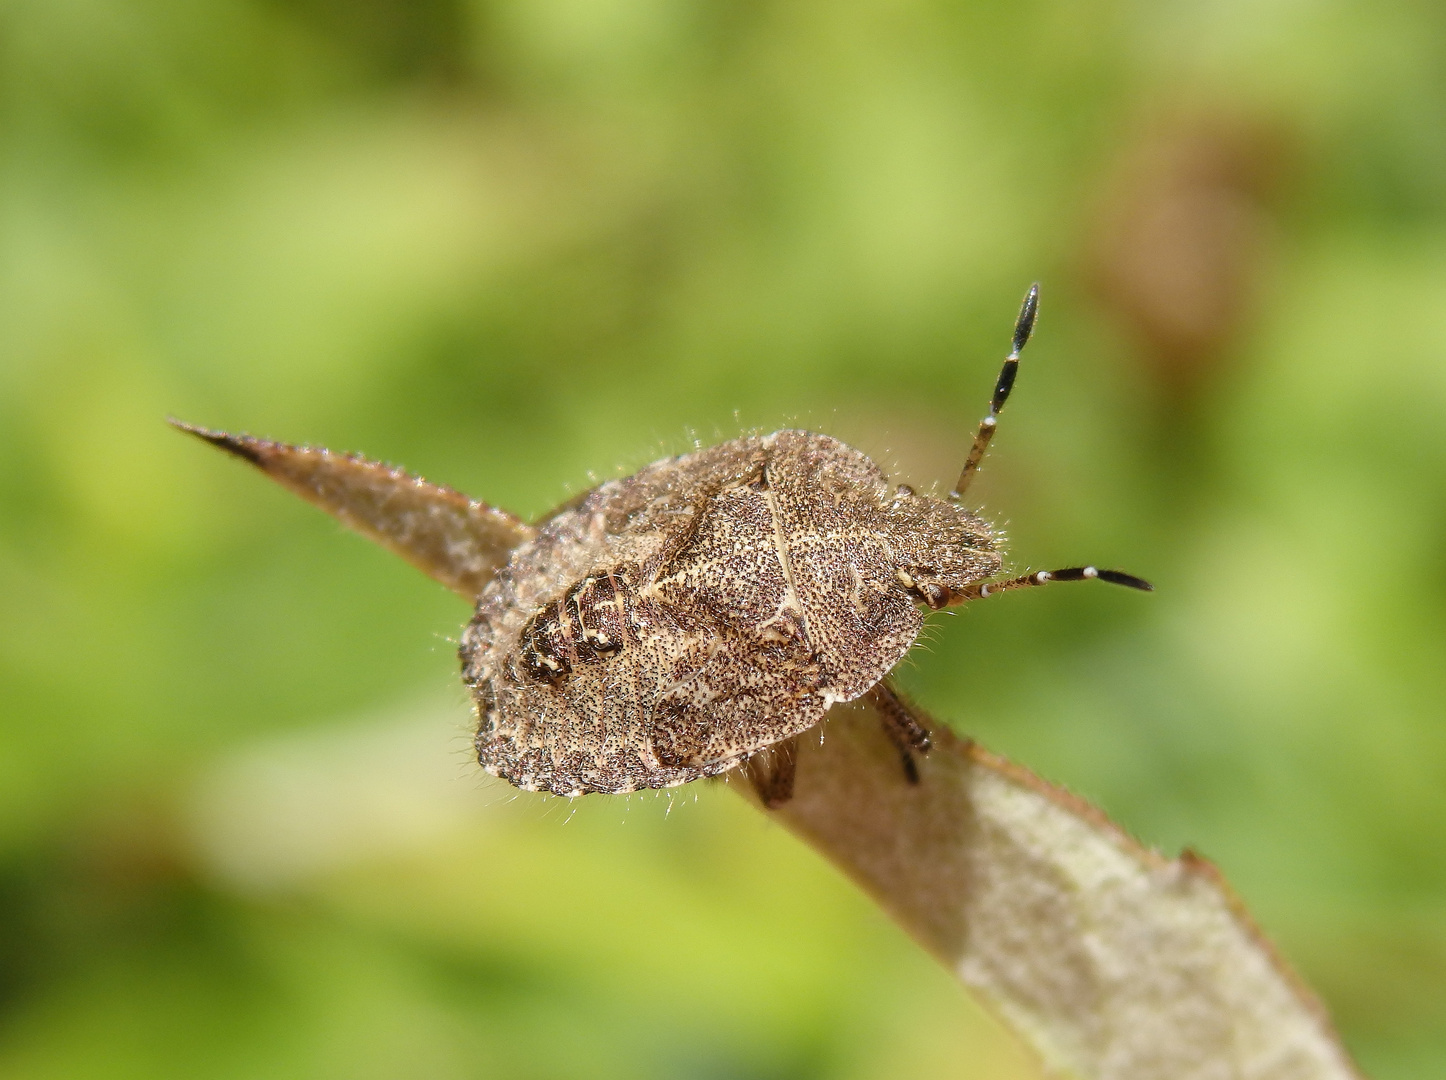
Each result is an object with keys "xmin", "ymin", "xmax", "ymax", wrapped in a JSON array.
[{"xmin": 2, "ymin": 0, "xmax": 1445, "ymax": 1077}]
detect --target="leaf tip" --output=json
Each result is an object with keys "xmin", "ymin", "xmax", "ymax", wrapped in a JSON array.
[{"xmin": 169, "ymin": 418, "xmax": 267, "ymax": 468}]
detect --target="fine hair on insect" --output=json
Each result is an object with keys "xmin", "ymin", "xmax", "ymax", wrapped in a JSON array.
[{"xmin": 174, "ymin": 284, "xmax": 1151, "ymax": 808}]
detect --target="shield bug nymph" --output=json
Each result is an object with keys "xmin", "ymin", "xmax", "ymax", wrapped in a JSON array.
[{"xmin": 176, "ymin": 285, "xmax": 1150, "ymax": 806}]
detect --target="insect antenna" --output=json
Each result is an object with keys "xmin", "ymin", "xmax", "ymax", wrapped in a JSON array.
[
  {"xmin": 954, "ymin": 565, "xmax": 1153, "ymax": 601},
  {"xmin": 950, "ymin": 283, "xmax": 1039, "ymax": 501}
]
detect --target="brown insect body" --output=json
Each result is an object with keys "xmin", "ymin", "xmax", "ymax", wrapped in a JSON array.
[
  {"xmin": 459, "ymin": 430, "xmax": 999, "ymax": 796},
  {"xmin": 175, "ymin": 285, "xmax": 1150, "ymax": 804}
]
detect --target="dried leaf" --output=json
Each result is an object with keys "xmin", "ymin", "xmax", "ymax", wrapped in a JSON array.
[
  {"xmin": 179, "ymin": 425, "xmax": 1364, "ymax": 1079},
  {"xmin": 759, "ymin": 699, "xmax": 1363, "ymax": 1080},
  {"xmin": 172, "ymin": 420, "xmax": 534, "ymax": 599}
]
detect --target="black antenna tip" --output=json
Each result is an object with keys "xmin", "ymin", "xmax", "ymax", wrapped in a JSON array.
[
  {"xmin": 1011, "ymin": 283, "xmax": 1040, "ymax": 356},
  {"xmin": 1096, "ymin": 568, "xmax": 1154, "ymax": 592}
]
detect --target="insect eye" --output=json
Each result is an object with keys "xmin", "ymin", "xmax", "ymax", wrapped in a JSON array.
[
  {"xmin": 897, "ymin": 569, "xmax": 950, "ymax": 610},
  {"xmin": 914, "ymin": 581, "xmax": 951, "ymax": 610}
]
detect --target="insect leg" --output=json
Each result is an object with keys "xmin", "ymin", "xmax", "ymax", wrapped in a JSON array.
[
  {"xmin": 950, "ymin": 283, "xmax": 1040, "ymax": 502},
  {"xmin": 743, "ymin": 736, "xmax": 799, "ymax": 808},
  {"xmin": 865, "ymin": 680, "xmax": 932, "ymax": 785},
  {"xmin": 952, "ymin": 565, "xmax": 1154, "ymax": 602}
]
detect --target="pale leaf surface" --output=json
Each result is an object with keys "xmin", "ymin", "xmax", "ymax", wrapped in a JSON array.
[{"xmin": 760, "ymin": 699, "xmax": 1363, "ymax": 1080}]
